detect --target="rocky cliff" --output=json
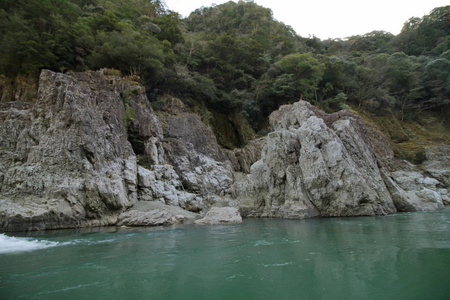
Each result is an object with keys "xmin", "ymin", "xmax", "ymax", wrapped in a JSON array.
[
  {"xmin": 0, "ymin": 70, "xmax": 448, "ymax": 231},
  {"xmin": 0, "ymin": 70, "xmax": 233, "ymax": 231},
  {"xmin": 231, "ymin": 101, "xmax": 447, "ymax": 218}
]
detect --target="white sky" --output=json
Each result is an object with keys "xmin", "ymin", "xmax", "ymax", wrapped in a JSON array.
[{"xmin": 163, "ymin": 0, "xmax": 449, "ymax": 39}]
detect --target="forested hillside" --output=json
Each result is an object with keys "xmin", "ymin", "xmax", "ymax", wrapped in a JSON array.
[{"xmin": 1, "ymin": 0, "xmax": 449, "ymax": 160}]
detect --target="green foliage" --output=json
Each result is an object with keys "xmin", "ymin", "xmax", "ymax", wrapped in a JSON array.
[
  {"xmin": 275, "ymin": 52, "xmax": 325, "ymax": 100},
  {"xmin": 0, "ymin": 0, "xmax": 177, "ymax": 79},
  {"xmin": 86, "ymin": 29, "xmax": 166, "ymax": 76},
  {"xmin": 1, "ymin": 0, "xmax": 448, "ymax": 145},
  {"xmin": 123, "ymin": 102, "xmax": 137, "ymax": 125},
  {"xmin": 0, "ymin": 0, "xmax": 81, "ymax": 76},
  {"xmin": 327, "ymin": 92, "xmax": 348, "ymax": 112},
  {"xmin": 153, "ymin": 12, "xmax": 184, "ymax": 45},
  {"xmin": 123, "ymin": 101, "xmax": 145, "ymax": 155},
  {"xmin": 394, "ymin": 6, "xmax": 450, "ymax": 56}
]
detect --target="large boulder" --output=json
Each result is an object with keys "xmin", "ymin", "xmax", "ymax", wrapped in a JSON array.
[
  {"xmin": 232, "ymin": 101, "xmax": 398, "ymax": 218},
  {"xmin": 194, "ymin": 207, "xmax": 242, "ymax": 225},
  {"xmin": 386, "ymin": 170, "xmax": 445, "ymax": 211},
  {"xmin": 117, "ymin": 202, "xmax": 199, "ymax": 226},
  {"xmin": 232, "ymin": 101, "xmax": 449, "ymax": 218}
]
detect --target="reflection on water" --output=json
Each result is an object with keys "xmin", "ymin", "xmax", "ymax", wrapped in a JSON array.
[{"xmin": 1, "ymin": 208, "xmax": 449, "ymax": 300}]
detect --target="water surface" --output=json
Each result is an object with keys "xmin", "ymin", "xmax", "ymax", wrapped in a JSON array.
[{"xmin": 1, "ymin": 208, "xmax": 449, "ymax": 299}]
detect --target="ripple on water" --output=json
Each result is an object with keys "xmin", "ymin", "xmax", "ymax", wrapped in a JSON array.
[
  {"xmin": 35, "ymin": 282, "xmax": 102, "ymax": 296},
  {"xmin": 253, "ymin": 240, "xmax": 273, "ymax": 246},
  {"xmin": 260, "ymin": 262, "xmax": 294, "ymax": 267}
]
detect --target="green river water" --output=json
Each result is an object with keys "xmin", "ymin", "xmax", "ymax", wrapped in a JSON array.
[{"xmin": 1, "ymin": 208, "xmax": 449, "ymax": 300}]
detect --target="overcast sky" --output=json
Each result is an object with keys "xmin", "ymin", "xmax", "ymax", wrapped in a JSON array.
[{"xmin": 163, "ymin": 0, "xmax": 448, "ymax": 39}]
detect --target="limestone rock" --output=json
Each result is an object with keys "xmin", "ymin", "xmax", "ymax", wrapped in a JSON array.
[
  {"xmin": 157, "ymin": 98, "xmax": 234, "ymax": 196},
  {"xmin": 233, "ymin": 101, "xmax": 397, "ymax": 218},
  {"xmin": 423, "ymin": 144, "xmax": 450, "ymax": 186},
  {"xmin": 388, "ymin": 171, "xmax": 444, "ymax": 211},
  {"xmin": 0, "ymin": 70, "xmax": 237, "ymax": 231},
  {"xmin": 227, "ymin": 137, "xmax": 266, "ymax": 173},
  {"xmin": 0, "ymin": 197, "xmax": 83, "ymax": 231},
  {"xmin": 195, "ymin": 207, "xmax": 242, "ymax": 225},
  {"xmin": 0, "ymin": 70, "xmax": 143, "ymax": 231},
  {"xmin": 118, "ymin": 209, "xmax": 174, "ymax": 226},
  {"xmin": 117, "ymin": 202, "xmax": 199, "ymax": 226},
  {"xmin": 2, "ymin": 69, "xmax": 448, "ymax": 231},
  {"xmin": 137, "ymin": 165, "xmax": 204, "ymax": 212}
]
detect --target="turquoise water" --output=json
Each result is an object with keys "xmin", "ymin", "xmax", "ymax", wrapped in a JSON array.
[{"xmin": 1, "ymin": 208, "xmax": 449, "ymax": 300}]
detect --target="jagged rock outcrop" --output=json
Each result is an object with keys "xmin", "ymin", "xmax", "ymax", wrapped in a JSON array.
[
  {"xmin": 0, "ymin": 70, "xmax": 138, "ymax": 231},
  {"xmin": 231, "ymin": 101, "xmax": 447, "ymax": 218},
  {"xmin": 156, "ymin": 98, "xmax": 234, "ymax": 197},
  {"xmin": 1, "ymin": 70, "xmax": 448, "ymax": 231},
  {"xmin": 226, "ymin": 137, "xmax": 266, "ymax": 173},
  {"xmin": 0, "ymin": 70, "xmax": 233, "ymax": 231}
]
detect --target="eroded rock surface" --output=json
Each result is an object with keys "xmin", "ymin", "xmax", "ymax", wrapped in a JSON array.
[
  {"xmin": 231, "ymin": 101, "xmax": 448, "ymax": 218},
  {"xmin": 117, "ymin": 202, "xmax": 199, "ymax": 226},
  {"xmin": 0, "ymin": 70, "xmax": 233, "ymax": 231},
  {"xmin": 195, "ymin": 207, "xmax": 242, "ymax": 225},
  {"xmin": 156, "ymin": 98, "xmax": 234, "ymax": 196},
  {"xmin": 1, "ymin": 70, "xmax": 138, "ymax": 230},
  {"xmin": 1, "ymin": 71, "xmax": 448, "ymax": 231},
  {"xmin": 385, "ymin": 170, "xmax": 446, "ymax": 211},
  {"xmin": 423, "ymin": 144, "xmax": 450, "ymax": 187}
]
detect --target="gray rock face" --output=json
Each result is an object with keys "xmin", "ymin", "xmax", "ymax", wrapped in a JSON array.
[
  {"xmin": 226, "ymin": 137, "xmax": 266, "ymax": 173},
  {"xmin": 385, "ymin": 170, "xmax": 445, "ymax": 211},
  {"xmin": 156, "ymin": 98, "xmax": 234, "ymax": 196},
  {"xmin": 423, "ymin": 145, "xmax": 450, "ymax": 186},
  {"xmin": 1, "ymin": 70, "xmax": 138, "ymax": 230},
  {"xmin": 0, "ymin": 70, "xmax": 234, "ymax": 231},
  {"xmin": 1, "ymin": 70, "xmax": 448, "ymax": 231},
  {"xmin": 195, "ymin": 207, "xmax": 242, "ymax": 225},
  {"xmin": 117, "ymin": 202, "xmax": 199, "ymax": 226},
  {"xmin": 233, "ymin": 101, "xmax": 400, "ymax": 218},
  {"xmin": 137, "ymin": 165, "xmax": 204, "ymax": 212}
]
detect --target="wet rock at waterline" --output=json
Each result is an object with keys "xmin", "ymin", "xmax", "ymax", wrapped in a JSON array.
[
  {"xmin": 117, "ymin": 202, "xmax": 199, "ymax": 226},
  {"xmin": 195, "ymin": 207, "xmax": 242, "ymax": 225}
]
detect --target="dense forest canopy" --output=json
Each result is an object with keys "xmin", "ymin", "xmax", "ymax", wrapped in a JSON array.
[{"xmin": 1, "ymin": 0, "xmax": 449, "ymax": 138}]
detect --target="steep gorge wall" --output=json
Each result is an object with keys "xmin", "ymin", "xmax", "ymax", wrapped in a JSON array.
[
  {"xmin": 0, "ymin": 70, "xmax": 448, "ymax": 231},
  {"xmin": 0, "ymin": 70, "xmax": 233, "ymax": 231}
]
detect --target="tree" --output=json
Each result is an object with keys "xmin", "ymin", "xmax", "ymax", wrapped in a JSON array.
[
  {"xmin": 422, "ymin": 57, "xmax": 450, "ymax": 110},
  {"xmin": 275, "ymin": 52, "xmax": 325, "ymax": 101},
  {"xmin": 0, "ymin": 0, "xmax": 82, "ymax": 76},
  {"xmin": 87, "ymin": 29, "xmax": 166, "ymax": 76},
  {"xmin": 153, "ymin": 12, "xmax": 184, "ymax": 45},
  {"xmin": 393, "ymin": 6, "xmax": 450, "ymax": 56}
]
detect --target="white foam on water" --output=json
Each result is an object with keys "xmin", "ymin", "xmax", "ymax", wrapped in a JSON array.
[
  {"xmin": 261, "ymin": 262, "xmax": 294, "ymax": 267},
  {"xmin": 0, "ymin": 234, "xmax": 60, "ymax": 254},
  {"xmin": 36, "ymin": 282, "xmax": 101, "ymax": 296},
  {"xmin": 254, "ymin": 239, "xmax": 273, "ymax": 246}
]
